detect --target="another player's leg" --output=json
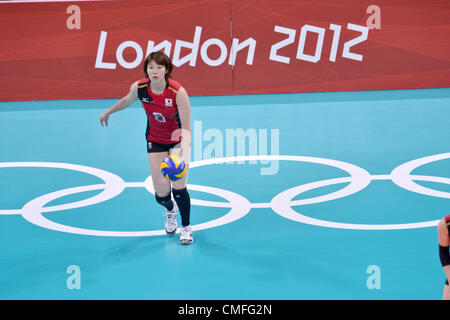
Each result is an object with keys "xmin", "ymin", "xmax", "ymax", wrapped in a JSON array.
[
  {"xmin": 438, "ymin": 217, "xmax": 450, "ymax": 300},
  {"xmin": 148, "ymin": 151, "xmax": 178, "ymax": 235}
]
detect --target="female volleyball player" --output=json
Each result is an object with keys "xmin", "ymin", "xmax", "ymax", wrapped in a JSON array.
[
  {"xmin": 438, "ymin": 215, "xmax": 450, "ymax": 299},
  {"xmin": 99, "ymin": 51, "xmax": 193, "ymax": 245}
]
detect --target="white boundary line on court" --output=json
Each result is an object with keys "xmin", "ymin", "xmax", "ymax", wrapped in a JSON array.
[{"xmin": 0, "ymin": 153, "xmax": 449, "ymax": 235}]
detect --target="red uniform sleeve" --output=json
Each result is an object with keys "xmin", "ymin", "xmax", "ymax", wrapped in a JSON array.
[
  {"xmin": 138, "ymin": 78, "xmax": 149, "ymax": 85},
  {"xmin": 168, "ymin": 79, "xmax": 182, "ymax": 92}
]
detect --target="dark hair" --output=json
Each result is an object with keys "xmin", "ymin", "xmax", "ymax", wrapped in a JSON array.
[{"xmin": 143, "ymin": 51, "xmax": 173, "ymax": 81}]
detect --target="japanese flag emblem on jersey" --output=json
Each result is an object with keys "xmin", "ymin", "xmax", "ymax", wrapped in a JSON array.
[{"xmin": 165, "ymin": 98, "xmax": 173, "ymax": 107}]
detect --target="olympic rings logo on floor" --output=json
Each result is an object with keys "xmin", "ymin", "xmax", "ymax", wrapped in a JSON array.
[{"xmin": 1, "ymin": 153, "xmax": 449, "ymax": 236}]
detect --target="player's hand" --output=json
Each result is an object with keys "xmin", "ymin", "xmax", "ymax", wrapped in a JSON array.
[
  {"xmin": 100, "ymin": 112, "xmax": 110, "ymax": 127},
  {"xmin": 177, "ymin": 143, "xmax": 191, "ymax": 165}
]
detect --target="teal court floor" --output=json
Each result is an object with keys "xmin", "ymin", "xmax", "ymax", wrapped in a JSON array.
[{"xmin": 0, "ymin": 88, "xmax": 449, "ymax": 299}]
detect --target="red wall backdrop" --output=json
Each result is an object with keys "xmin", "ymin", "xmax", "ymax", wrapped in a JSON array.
[{"xmin": 0, "ymin": 0, "xmax": 449, "ymax": 101}]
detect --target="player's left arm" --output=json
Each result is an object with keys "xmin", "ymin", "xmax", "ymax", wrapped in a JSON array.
[{"xmin": 175, "ymin": 87, "xmax": 192, "ymax": 162}]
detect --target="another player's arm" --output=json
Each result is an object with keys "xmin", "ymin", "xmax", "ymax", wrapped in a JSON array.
[
  {"xmin": 438, "ymin": 218, "xmax": 450, "ymax": 282},
  {"xmin": 174, "ymin": 87, "xmax": 191, "ymax": 161},
  {"xmin": 100, "ymin": 81, "xmax": 139, "ymax": 127}
]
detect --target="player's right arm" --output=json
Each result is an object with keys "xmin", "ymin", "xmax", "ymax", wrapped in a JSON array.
[
  {"xmin": 438, "ymin": 217, "xmax": 450, "ymax": 282},
  {"xmin": 100, "ymin": 81, "xmax": 139, "ymax": 127}
]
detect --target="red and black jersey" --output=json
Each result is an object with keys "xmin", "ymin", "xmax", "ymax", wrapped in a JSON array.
[
  {"xmin": 137, "ymin": 78, "xmax": 182, "ymax": 144},
  {"xmin": 445, "ymin": 215, "xmax": 450, "ymax": 233}
]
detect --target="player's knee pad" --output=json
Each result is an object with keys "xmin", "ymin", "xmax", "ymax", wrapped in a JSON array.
[
  {"xmin": 155, "ymin": 193, "xmax": 172, "ymax": 207},
  {"xmin": 439, "ymin": 245, "xmax": 450, "ymax": 267},
  {"xmin": 172, "ymin": 187, "xmax": 189, "ymax": 201}
]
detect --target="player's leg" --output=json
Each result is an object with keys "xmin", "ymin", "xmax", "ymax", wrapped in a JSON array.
[
  {"xmin": 438, "ymin": 217, "xmax": 450, "ymax": 299},
  {"xmin": 169, "ymin": 145, "xmax": 192, "ymax": 244},
  {"xmin": 172, "ymin": 169, "xmax": 190, "ymax": 228},
  {"xmin": 148, "ymin": 149, "xmax": 178, "ymax": 235},
  {"xmin": 444, "ymin": 281, "xmax": 450, "ymax": 300}
]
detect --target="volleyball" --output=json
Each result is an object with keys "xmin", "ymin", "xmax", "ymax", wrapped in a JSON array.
[{"xmin": 160, "ymin": 155, "xmax": 186, "ymax": 181}]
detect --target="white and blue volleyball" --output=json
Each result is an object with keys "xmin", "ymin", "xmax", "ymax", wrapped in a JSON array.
[{"xmin": 160, "ymin": 155, "xmax": 186, "ymax": 181}]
